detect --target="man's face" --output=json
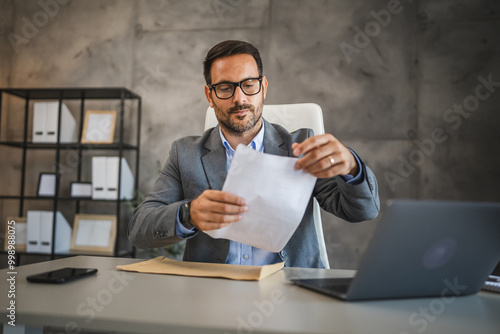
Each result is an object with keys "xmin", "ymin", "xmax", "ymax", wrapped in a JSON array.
[{"xmin": 205, "ymin": 54, "xmax": 268, "ymax": 135}]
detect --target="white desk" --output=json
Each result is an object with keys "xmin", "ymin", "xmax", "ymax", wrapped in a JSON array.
[{"xmin": 1, "ymin": 256, "xmax": 499, "ymax": 334}]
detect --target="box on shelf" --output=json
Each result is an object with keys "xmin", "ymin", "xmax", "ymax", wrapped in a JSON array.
[
  {"xmin": 32, "ymin": 102, "xmax": 77, "ymax": 143},
  {"xmin": 92, "ymin": 156, "xmax": 134, "ymax": 200},
  {"xmin": 26, "ymin": 211, "xmax": 72, "ymax": 254}
]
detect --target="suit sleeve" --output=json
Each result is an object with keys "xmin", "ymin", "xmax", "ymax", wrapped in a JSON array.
[
  {"xmin": 301, "ymin": 129, "xmax": 380, "ymax": 222},
  {"xmin": 128, "ymin": 141, "xmax": 198, "ymax": 249},
  {"xmin": 314, "ymin": 155, "xmax": 380, "ymax": 222},
  {"xmin": 289, "ymin": 127, "xmax": 379, "ymax": 223}
]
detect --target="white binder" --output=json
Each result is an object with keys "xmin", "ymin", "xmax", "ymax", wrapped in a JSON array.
[
  {"xmin": 106, "ymin": 157, "xmax": 119, "ymax": 200},
  {"xmin": 92, "ymin": 157, "xmax": 107, "ymax": 199},
  {"xmin": 26, "ymin": 210, "xmax": 72, "ymax": 254},
  {"xmin": 39, "ymin": 211, "xmax": 54, "ymax": 253},
  {"xmin": 45, "ymin": 103, "xmax": 59, "ymax": 142},
  {"xmin": 33, "ymin": 103, "xmax": 47, "ymax": 142},
  {"xmin": 26, "ymin": 211, "xmax": 41, "ymax": 253},
  {"xmin": 92, "ymin": 156, "xmax": 134, "ymax": 200},
  {"xmin": 40, "ymin": 211, "xmax": 71, "ymax": 254},
  {"xmin": 32, "ymin": 102, "xmax": 77, "ymax": 143}
]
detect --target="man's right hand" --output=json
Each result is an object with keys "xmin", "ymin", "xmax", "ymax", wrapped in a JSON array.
[{"xmin": 189, "ymin": 190, "xmax": 248, "ymax": 231}]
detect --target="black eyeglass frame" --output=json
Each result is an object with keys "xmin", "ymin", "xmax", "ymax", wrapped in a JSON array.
[{"xmin": 208, "ymin": 77, "xmax": 263, "ymax": 100}]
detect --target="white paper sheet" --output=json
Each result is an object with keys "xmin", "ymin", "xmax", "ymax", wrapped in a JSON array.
[{"xmin": 205, "ymin": 144, "xmax": 317, "ymax": 252}]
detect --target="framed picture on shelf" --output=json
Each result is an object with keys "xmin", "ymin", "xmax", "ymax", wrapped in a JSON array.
[
  {"xmin": 70, "ymin": 182, "xmax": 92, "ymax": 198},
  {"xmin": 4, "ymin": 217, "xmax": 27, "ymax": 252},
  {"xmin": 70, "ymin": 214, "xmax": 116, "ymax": 255},
  {"xmin": 37, "ymin": 173, "xmax": 57, "ymax": 197},
  {"xmin": 81, "ymin": 110, "xmax": 117, "ymax": 144}
]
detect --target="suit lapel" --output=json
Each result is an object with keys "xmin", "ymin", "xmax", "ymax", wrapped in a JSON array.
[
  {"xmin": 263, "ymin": 119, "xmax": 289, "ymax": 157},
  {"xmin": 201, "ymin": 126, "xmax": 227, "ymax": 190}
]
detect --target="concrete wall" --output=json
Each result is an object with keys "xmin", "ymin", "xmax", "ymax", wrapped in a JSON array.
[{"xmin": 1, "ymin": 0, "xmax": 499, "ymax": 268}]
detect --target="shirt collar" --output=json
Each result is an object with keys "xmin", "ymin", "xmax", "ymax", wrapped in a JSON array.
[{"xmin": 219, "ymin": 121, "xmax": 265, "ymax": 153}]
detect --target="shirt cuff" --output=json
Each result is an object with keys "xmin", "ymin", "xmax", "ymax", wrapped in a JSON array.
[
  {"xmin": 175, "ymin": 200, "xmax": 197, "ymax": 238},
  {"xmin": 340, "ymin": 149, "xmax": 363, "ymax": 184}
]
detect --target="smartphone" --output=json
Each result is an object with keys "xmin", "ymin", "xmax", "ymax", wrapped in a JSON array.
[{"xmin": 26, "ymin": 267, "xmax": 98, "ymax": 284}]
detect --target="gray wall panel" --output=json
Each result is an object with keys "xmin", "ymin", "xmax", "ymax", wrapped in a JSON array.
[{"xmin": 1, "ymin": 0, "xmax": 498, "ymax": 269}]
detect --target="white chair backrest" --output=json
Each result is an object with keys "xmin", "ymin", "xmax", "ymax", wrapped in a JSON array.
[{"xmin": 203, "ymin": 103, "xmax": 330, "ymax": 269}]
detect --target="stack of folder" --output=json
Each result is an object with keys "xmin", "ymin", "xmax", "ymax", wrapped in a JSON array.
[
  {"xmin": 92, "ymin": 157, "xmax": 134, "ymax": 200},
  {"xmin": 32, "ymin": 102, "xmax": 77, "ymax": 143},
  {"xmin": 26, "ymin": 211, "xmax": 72, "ymax": 254}
]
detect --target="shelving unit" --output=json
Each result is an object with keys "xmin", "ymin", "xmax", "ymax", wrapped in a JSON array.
[{"xmin": 0, "ymin": 88, "xmax": 141, "ymax": 263}]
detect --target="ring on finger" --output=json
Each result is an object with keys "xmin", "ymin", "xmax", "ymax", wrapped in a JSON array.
[{"xmin": 328, "ymin": 156, "xmax": 335, "ymax": 167}]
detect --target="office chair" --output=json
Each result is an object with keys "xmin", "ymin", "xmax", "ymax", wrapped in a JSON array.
[{"xmin": 204, "ymin": 103, "xmax": 330, "ymax": 269}]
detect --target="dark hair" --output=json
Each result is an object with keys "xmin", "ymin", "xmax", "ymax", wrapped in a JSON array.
[{"xmin": 203, "ymin": 40, "xmax": 263, "ymax": 85}]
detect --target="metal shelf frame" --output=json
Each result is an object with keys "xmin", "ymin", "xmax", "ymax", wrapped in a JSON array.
[{"xmin": 0, "ymin": 87, "xmax": 141, "ymax": 261}]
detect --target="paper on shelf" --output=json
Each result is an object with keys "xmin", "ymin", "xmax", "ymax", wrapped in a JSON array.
[
  {"xmin": 205, "ymin": 144, "xmax": 317, "ymax": 252},
  {"xmin": 115, "ymin": 256, "xmax": 284, "ymax": 281}
]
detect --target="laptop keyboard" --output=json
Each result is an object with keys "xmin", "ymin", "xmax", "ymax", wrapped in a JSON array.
[{"xmin": 482, "ymin": 275, "xmax": 500, "ymax": 294}]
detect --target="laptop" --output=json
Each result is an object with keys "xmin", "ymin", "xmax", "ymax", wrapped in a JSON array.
[{"xmin": 291, "ymin": 199, "xmax": 500, "ymax": 301}]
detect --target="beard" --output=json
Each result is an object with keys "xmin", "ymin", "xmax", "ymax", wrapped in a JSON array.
[{"xmin": 213, "ymin": 96, "xmax": 264, "ymax": 135}]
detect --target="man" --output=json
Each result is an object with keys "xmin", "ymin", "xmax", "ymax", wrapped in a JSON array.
[{"xmin": 128, "ymin": 40, "xmax": 380, "ymax": 268}]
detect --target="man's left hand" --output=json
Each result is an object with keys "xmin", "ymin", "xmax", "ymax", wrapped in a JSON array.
[{"xmin": 292, "ymin": 134, "xmax": 359, "ymax": 179}]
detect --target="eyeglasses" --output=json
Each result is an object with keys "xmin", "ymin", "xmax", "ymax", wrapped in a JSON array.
[{"xmin": 209, "ymin": 77, "xmax": 263, "ymax": 100}]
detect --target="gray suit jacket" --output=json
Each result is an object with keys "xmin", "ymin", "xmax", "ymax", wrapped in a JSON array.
[{"xmin": 128, "ymin": 119, "xmax": 380, "ymax": 268}]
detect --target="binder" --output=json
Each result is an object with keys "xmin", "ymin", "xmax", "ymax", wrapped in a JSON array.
[
  {"xmin": 32, "ymin": 102, "xmax": 77, "ymax": 143},
  {"xmin": 106, "ymin": 157, "xmax": 119, "ymax": 200},
  {"xmin": 92, "ymin": 156, "xmax": 134, "ymax": 200},
  {"xmin": 39, "ymin": 211, "xmax": 54, "ymax": 253},
  {"xmin": 45, "ymin": 102, "xmax": 59, "ymax": 142},
  {"xmin": 106, "ymin": 157, "xmax": 134, "ymax": 200},
  {"xmin": 44, "ymin": 211, "xmax": 72, "ymax": 254},
  {"xmin": 26, "ymin": 210, "xmax": 72, "ymax": 254},
  {"xmin": 118, "ymin": 157, "xmax": 134, "ymax": 200},
  {"xmin": 33, "ymin": 103, "xmax": 47, "ymax": 142},
  {"xmin": 26, "ymin": 211, "xmax": 41, "ymax": 253},
  {"xmin": 92, "ymin": 157, "xmax": 107, "ymax": 199}
]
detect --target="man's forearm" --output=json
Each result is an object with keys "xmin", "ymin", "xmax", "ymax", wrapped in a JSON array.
[
  {"xmin": 315, "ymin": 161, "xmax": 380, "ymax": 223},
  {"xmin": 128, "ymin": 200, "xmax": 185, "ymax": 249}
]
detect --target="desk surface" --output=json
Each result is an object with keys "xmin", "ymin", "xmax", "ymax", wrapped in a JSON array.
[{"xmin": 1, "ymin": 256, "xmax": 499, "ymax": 334}]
